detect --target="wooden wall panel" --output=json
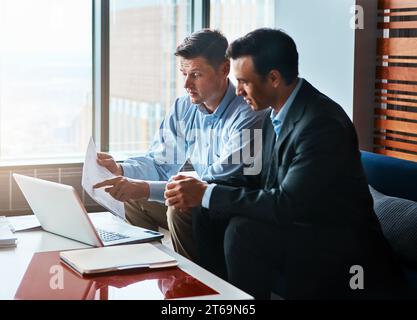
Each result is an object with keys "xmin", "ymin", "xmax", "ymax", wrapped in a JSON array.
[{"xmin": 375, "ymin": 0, "xmax": 417, "ymax": 162}]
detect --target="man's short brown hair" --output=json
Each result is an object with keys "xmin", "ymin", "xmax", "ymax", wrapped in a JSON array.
[{"xmin": 175, "ymin": 29, "xmax": 228, "ymax": 69}]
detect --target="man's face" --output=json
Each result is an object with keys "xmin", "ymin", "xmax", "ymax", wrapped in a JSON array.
[
  {"xmin": 180, "ymin": 57, "xmax": 228, "ymax": 106},
  {"xmin": 232, "ymin": 56, "xmax": 276, "ymax": 111}
]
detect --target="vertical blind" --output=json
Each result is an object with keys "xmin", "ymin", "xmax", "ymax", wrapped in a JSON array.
[{"xmin": 375, "ymin": 0, "xmax": 417, "ymax": 162}]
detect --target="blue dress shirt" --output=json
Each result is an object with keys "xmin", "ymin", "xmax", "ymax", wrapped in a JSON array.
[
  {"xmin": 270, "ymin": 78, "xmax": 303, "ymax": 138},
  {"xmin": 120, "ymin": 80, "xmax": 267, "ymax": 202},
  {"xmin": 201, "ymin": 78, "xmax": 303, "ymax": 209}
]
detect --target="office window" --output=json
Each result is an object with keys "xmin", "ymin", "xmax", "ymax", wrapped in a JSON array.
[
  {"xmin": 0, "ymin": 0, "xmax": 93, "ymax": 164},
  {"xmin": 109, "ymin": 0, "xmax": 192, "ymax": 154},
  {"xmin": 210, "ymin": 0, "xmax": 276, "ymax": 42},
  {"xmin": 210, "ymin": 0, "xmax": 276, "ymax": 83}
]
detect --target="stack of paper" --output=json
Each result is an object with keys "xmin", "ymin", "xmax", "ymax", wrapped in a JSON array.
[
  {"xmin": 60, "ymin": 243, "xmax": 177, "ymax": 275},
  {"xmin": 0, "ymin": 216, "xmax": 17, "ymax": 248},
  {"xmin": 82, "ymin": 137, "xmax": 125, "ymax": 219},
  {"xmin": 8, "ymin": 215, "xmax": 41, "ymax": 232}
]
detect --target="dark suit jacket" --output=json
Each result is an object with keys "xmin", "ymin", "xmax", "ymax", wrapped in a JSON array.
[{"xmin": 208, "ymin": 80, "xmax": 405, "ymax": 298}]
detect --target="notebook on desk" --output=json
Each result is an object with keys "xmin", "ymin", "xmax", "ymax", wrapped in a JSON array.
[{"xmin": 60, "ymin": 243, "xmax": 178, "ymax": 275}]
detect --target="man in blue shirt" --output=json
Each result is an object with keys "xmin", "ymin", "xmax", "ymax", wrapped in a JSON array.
[{"xmin": 94, "ymin": 29, "xmax": 266, "ymax": 262}]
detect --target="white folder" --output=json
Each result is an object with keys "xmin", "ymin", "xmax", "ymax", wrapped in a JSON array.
[{"xmin": 60, "ymin": 243, "xmax": 177, "ymax": 275}]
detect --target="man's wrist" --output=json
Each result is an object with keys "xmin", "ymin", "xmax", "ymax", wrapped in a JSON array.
[
  {"xmin": 200, "ymin": 182, "xmax": 208, "ymax": 198},
  {"xmin": 141, "ymin": 181, "xmax": 150, "ymax": 199},
  {"xmin": 201, "ymin": 183, "xmax": 217, "ymax": 209}
]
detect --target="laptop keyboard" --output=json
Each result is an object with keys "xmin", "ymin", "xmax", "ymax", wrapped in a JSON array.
[{"xmin": 96, "ymin": 228, "xmax": 129, "ymax": 242}]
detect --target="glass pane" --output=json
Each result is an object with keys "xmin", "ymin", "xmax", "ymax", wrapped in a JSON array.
[
  {"xmin": 210, "ymin": 0, "xmax": 276, "ymax": 84},
  {"xmin": 109, "ymin": 0, "xmax": 192, "ymax": 154},
  {"xmin": 0, "ymin": 0, "xmax": 93, "ymax": 163},
  {"xmin": 210, "ymin": 0, "xmax": 276, "ymax": 42}
]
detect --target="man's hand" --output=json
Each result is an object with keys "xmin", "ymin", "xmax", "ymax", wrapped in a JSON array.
[
  {"xmin": 97, "ymin": 152, "xmax": 123, "ymax": 176},
  {"xmin": 93, "ymin": 177, "xmax": 149, "ymax": 202},
  {"xmin": 164, "ymin": 175, "xmax": 207, "ymax": 210}
]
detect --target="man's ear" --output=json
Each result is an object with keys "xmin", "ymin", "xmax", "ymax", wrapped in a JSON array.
[
  {"xmin": 268, "ymin": 70, "xmax": 282, "ymax": 88},
  {"xmin": 219, "ymin": 60, "xmax": 230, "ymax": 77}
]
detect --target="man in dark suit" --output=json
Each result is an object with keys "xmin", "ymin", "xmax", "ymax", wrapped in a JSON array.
[{"xmin": 164, "ymin": 28, "xmax": 405, "ymax": 299}]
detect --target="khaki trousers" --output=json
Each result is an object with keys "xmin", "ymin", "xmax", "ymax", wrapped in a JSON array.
[{"xmin": 125, "ymin": 199, "xmax": 198, "ymax": 262}]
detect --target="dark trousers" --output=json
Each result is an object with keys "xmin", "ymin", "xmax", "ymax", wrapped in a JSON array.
[
  {"xmin": 192, "ymin": 207, "xmax": 409, "ymax": 300},
  {"xmin": 192, "ymin": 207, "xmax": 286, "ymax": 299}
]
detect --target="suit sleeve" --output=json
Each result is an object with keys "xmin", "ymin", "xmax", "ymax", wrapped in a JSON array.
[{"xmin": 208, "ymin": 116, "xmax": 354, "ymax": 225}]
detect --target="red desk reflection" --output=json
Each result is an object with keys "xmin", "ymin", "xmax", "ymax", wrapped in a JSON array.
[{"xmin": 15, "ymin": 251, "xmax": 218, "ymax": 300}]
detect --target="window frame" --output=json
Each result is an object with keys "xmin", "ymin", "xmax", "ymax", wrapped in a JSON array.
[{"xmin": 93, "ymin": 0, "xmax": 208, "ymax": 155}]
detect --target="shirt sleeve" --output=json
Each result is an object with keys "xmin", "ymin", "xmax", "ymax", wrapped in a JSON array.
[
  {"xmin": 147, "ymin": 181, "xmax": 168, "ymax": 203},
  {"xmin": 201, "ymin": 183, "xmax": 217, "ymax": 209},
  {"xmin": 120, "ymin": 98, "xmax": 187, "ymax": 181},
  {"xmin": 200, "ymin": 106, "xmax": 267, "ymax": 182}
]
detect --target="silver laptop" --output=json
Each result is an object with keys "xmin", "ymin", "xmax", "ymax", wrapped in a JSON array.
[{"xmin": 13, "ymin": 174, "xmax": 163, "ymax": 247}]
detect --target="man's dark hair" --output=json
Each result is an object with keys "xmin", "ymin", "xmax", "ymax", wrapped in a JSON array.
[
  {"xmin": 175, "ymin": 29, "xmax": 228, "ymax": 69},
  {"xmin": 226, "ymin": 28, "xmax": 299, "ymax": 85}
]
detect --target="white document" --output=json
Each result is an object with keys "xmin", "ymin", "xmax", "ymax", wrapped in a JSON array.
[
  {"xmin": 81, "ymin": 137, "xmax": 125, "ymax": 219},
  {"xmin": 168, "ymin": 171, "xmax": 200, "ymax": 182},
  {"xmin": 8, "ymin": 215, "xmax": 41, "ymax": 232},
  {"xmin": 60, "ymin": 243, "xmax": 177, "ymax": 275},
  {"xmin": 177, "ymin": 170, "xmax": 199, "ymax": 179}
]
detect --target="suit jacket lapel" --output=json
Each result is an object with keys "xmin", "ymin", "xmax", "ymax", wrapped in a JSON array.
[
  {"xmin": 263, "ymin": 117, "xmax": 278, "ymax": 187},
  {"xmin": 274, "ymin": 81, "xmax": 314, "ymax": 165},
  {"xmin": 263, "ymin": 111, "xmax": 276, "ymax": 156}
]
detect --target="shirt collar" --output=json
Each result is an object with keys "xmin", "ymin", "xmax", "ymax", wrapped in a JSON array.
[
  {"xmin": 197, "ymin": 79, "xmax": 235, "ymax": 118},
  {"xmin": 270, "ymin": 78, "xmax": 303, "ymax": 124}
]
